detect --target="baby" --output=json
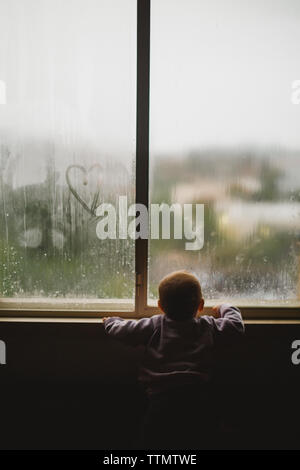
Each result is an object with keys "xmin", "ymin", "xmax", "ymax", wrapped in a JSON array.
[{"xmin": 103, "ymin": 270, "xmax": 245, "ymax": 448}]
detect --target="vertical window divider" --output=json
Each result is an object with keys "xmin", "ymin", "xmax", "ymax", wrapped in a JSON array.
[{"xmin": 135, "ymin": 0, "xmax": 151, "ymax": 317}]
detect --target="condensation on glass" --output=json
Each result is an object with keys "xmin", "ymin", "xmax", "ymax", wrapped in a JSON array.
[
  {"xmin": 0, "ymin": 0, "xmax": 136, "ymax": 305},
  {"xmin": 149, "ymin": 0, "xmax": 300, "ymax": 305}
]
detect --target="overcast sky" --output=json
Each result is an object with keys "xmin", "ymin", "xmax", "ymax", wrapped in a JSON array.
[
  {"xmin": 0, "ymin": 0, "xmax": 300, "ymax": 166},
  {"xmin": 150, "ymin": 0, "xmax": 300, "ymax": 154}
]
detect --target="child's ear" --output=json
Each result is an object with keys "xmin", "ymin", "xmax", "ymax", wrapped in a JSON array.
[
  {"xmin": 198, "ymin": 298, "xmax": 204, "ymax": 312},
  {"xmin": 158, "ymin": 300, "xmax": 165, "ymax": 313}
]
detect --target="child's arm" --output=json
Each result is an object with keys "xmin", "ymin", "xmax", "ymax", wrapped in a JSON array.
[
  {"xmin": 206, "ymin": 303, "xmax": 245, "ymax": 337},
  {"xmin": 102, "ymin": 316, "xmax": 157, "ymax": 347}
]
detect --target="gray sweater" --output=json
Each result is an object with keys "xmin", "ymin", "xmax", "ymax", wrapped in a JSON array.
[{"xmin": 104, "ymin": 304, "xmax": 244, "ymax": 395}]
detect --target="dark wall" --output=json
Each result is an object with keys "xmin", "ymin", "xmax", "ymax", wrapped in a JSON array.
[{"xmin": 0, "ymin": 321, "xmax": 300, "ymax": 450}]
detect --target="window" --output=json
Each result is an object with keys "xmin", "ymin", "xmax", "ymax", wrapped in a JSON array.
[
  {"xmin": 0, "ymin": 0, "xmax": 136, "ymax": 312},
  {"xmin": 0, "ymin": 0, "xmax": 299, "ymax": 318},
  {"xmin": 148, "ymin": 0, "xmax": 300, "ymax": 312}
]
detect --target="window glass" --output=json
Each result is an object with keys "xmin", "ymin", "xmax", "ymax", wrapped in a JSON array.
[
  {"xmin": 149, "ymin": 0, "xmax": 300, "ymax": 305},
  {"xmin": 0, "ymin": 0, "xmax": 136, "ymax": 304}
]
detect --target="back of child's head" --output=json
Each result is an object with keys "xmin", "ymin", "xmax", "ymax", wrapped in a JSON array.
[{"xmin": 158, "ymin": 270, "xmax": 203, "ymax": 321}]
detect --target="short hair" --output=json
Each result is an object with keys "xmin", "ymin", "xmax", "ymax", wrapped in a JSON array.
[{"xmin": 158, "ymin": 270, "xmax": 203, "ymax": 321}]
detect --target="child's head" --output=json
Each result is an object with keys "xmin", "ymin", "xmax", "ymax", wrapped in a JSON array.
[{"xmin": 158, "ymin": 270, "xmax": 204, "ymax": 321}]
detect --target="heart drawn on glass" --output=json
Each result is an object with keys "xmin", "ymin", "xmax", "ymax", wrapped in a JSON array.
[{"xmin": 66, "ymin": 163, "xmax": 102, "ymax": 217}]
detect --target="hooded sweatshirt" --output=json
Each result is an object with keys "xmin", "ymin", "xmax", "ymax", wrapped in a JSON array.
[{"xmin": 104, "ymin": 304, "xmax": 244, "ymax": 395}]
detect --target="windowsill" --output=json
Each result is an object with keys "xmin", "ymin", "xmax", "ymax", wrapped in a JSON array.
[
  {"xmin": 0, "ymin": 298, "xmax": 299, "ymax": 321},
  {"xmin": 0, "ymin": 316, "xmax": 300, "ymax": 325},
  {"xmin": 0, "ymin": 298, "xmax": 135, "ymax": 318}
]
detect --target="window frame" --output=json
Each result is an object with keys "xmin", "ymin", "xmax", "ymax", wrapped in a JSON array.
[{"xmin": 0, "ymin": 0, "xmax": 299, "ymax": 320}]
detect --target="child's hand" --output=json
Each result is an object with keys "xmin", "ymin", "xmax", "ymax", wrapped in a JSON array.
[
  {"xmin": 102, "ymin": 317, "xmax": 108, "ymax": 323},
  {"xmin": 211, "ymin": 305, "xmax": 221, "ymax": 318}
]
